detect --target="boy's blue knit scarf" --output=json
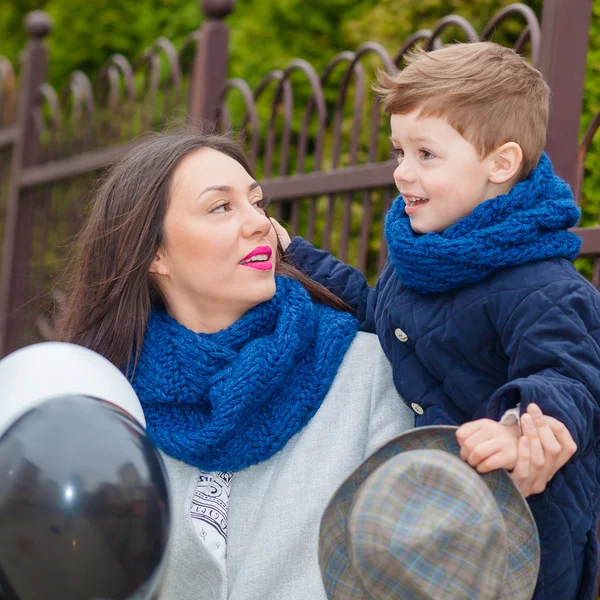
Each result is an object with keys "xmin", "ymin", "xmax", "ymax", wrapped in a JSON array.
[
  {"xmin": 385, "ymin": 153, "xmax": 582, "ymax": 294},
  {"xmin": 130, "ymin": 276, "xmax": 358, "ymax": 472}
]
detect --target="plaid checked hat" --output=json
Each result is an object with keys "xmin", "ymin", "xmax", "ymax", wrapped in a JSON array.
[{"xmin": 319, "ymin": 426, "xmax": 540, "ymax": 600}]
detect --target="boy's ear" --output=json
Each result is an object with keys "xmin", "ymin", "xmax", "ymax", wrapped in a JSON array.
[
  {"xmin": 149, "ymin": 249, "xmax": 170, "ymax": 277},
  {"xmin": 488, "ymin": 142, "xmax": 523, "ymax": 185}
]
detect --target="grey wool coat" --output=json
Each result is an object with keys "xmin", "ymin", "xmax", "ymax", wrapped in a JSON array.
[{"xmin": 157, "ymin": 332, "xmax": 415, "ymax": 600}]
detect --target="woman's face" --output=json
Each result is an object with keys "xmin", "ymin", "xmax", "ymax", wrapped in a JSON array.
[{"xmin": 150, "ymin": 148, "xmax": 278, "ymax": 333}]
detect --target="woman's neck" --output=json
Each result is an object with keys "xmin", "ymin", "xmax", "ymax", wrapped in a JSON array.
[{"xmin": 163, "ymin": 297, "xmax": 246, "ymax": 334}]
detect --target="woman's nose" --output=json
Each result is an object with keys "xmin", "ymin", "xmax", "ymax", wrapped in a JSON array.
[{"xmin": 241, "ymin": 205, "xmax": 272, "ymax": 239}]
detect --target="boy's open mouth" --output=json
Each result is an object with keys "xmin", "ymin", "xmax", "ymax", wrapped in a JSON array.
[{"xmin": 404, "ymin": 195, "xmax": 429, "ymax": 207}]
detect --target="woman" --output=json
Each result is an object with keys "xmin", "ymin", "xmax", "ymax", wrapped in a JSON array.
[
  {"xmin": 55, "ymin": 130, "xmax": 556, "ymax": 600},
  {"xmin": 54, "ymin": 130, "xmax": 414, "ymax": 600}
]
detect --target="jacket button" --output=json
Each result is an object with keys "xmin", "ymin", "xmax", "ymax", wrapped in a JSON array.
[
  {"xmin": 394, "ymin": 328, "xmax": 408, "ymax": 342},
  {"xmin": 411, "ymin": 402, "xmax": 424, "ymax": 415}
]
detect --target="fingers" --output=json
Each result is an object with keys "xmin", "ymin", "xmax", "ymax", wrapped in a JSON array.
[
  {"xmin": 527, "ymin": 404, "xmax": 562, "ymax": 472},
  {"xmin": 526, "ymin": 403, "xmax": 543, "ymax": 418},
  {"xmin": 544, "ymin": 416, "xmax": 564, "ymax": 431},
  {"xmin": 528, "ymin": 405, "xmax": 576, "ymax": 455},
  {"xmin": 462, "ymin": 438, "xmax": 499, "ymax": 467},
  {"xmin": 522, "ymin": 414, "xmax": 545, "ymax": 469},
  {"xmin": 270, "ymin": 218, "xmax": 292, "ymax": 249},
  {"xmin": 457, "ymin": 407, "xmax": 574, "ymax": 498},
  {"xmin": 527, "ymin": 404, "xmax": 577, "ymax": 475},
  {"xmin": 475, "ymin": 449, "xmax": 518, "ymax": 473},
  {"xmin": 517, "ymin": 413, "xmax": 547, "ymax": 496},
  {"xmin": 458, "ymin": 427, "xmax": 496, "ymax": 462},
  {"xmin": 456, "ymin": 419, "xmax": 486, "ymax": 443},
  {"xmin": 511, "ymin": 435, "xmax": 546, "ymax": 497},
  {"xmin": 533, "ymin": 420, "xmax": 562, "ymax": 458},
  {"xmin": 527, "ymin": 429, "xmax": 547, "ymax": 495},
  {"xmin": 545, "ymin": 416, "xmax": 578, "ymax": 465},
  {"xmin": 457, "ymin": 420, "xmax": 520, "ymax": 471},
  {"xmin": 511, "ymin": 436, "xmax": 531, "ymax": 495},
  {"xmin": 457, "ymin": 419, "xmax": 498, "ymax": 461}
]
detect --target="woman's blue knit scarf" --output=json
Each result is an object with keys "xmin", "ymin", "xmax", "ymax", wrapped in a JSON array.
[
  {"xmin": 130, "ymin": 275, "xmax": 358, "ymax": 472},
  {"xmin": 384, "ymin": 153, "xmax": 582, "ymax": 294}
]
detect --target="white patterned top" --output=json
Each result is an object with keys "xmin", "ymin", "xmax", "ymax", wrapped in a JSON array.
[{"xmin": 190, "ymin": 471, "xmax": 233, "ymax": 568}]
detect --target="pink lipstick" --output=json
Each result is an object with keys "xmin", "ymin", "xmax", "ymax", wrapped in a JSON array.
[{"xmin": 239, "ymin": 245, "xmax": 273, "ymax": 271}]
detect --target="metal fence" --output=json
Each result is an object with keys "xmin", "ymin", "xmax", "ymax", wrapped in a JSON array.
[{"xmin": 0, "ymin": 0, "xmax": 598, "ymax": 357}]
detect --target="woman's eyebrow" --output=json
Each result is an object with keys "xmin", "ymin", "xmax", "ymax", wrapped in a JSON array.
[
  {"xmin": 197, "ymin": 181, "xmax": 261, "ymax": 201},
  {"xmin": 197, "ymin": 185, "xmax": 232, "ymax": 201}
]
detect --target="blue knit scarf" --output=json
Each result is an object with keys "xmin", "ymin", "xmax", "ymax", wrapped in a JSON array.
[
  {"xmin": 385, "ymin": 153, "xmax": 582, "ymax": 294},
  {"xmin": 130, "ymin": 275, "xmax": 358, "ymax": 472}
]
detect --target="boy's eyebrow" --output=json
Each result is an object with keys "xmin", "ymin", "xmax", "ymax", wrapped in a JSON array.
[
  {"xmin": 389, "ymin": 135, "xmax": 436, "ymax": 145},
  {"xmin": 409, "ymin": 135, "xmax": 435, "ymax": 143}
]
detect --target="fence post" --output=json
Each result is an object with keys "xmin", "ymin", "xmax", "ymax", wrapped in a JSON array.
[
  {"xmin": 0, "ymin": 11, "xmax": 52, "ymax": 357},
  {"xmin": 538, "ymin": 0, "xmax": 592, "ymax": 190},
  {"xmin": 188, "ymin": 0, "xmax": 235, "ymax": 127}
]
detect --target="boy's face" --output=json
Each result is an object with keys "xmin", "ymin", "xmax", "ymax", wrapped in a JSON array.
[{"xmin": 390, "ymin": 111, "xmax": 497, "ymax": 234}]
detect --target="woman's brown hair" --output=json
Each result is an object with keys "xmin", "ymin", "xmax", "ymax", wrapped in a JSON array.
[{"xmin": 53, "ymin": 129, "xmax": 352, "ymax": 371}]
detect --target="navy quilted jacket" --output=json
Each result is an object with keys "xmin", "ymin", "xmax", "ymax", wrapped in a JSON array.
[{"xmin": 288, "ymin": 236, "xmax": 600, "ymax": 600}]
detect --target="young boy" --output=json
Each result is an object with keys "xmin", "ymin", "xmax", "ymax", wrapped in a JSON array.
[{"xmin": 274, "ymin": 43, "xmax": 600, "ymax": 599}]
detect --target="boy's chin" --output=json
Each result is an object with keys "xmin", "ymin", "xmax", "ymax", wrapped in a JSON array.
[{"xmin": 409, "ymin": 220, "xmax": 441, "ymax": 235}]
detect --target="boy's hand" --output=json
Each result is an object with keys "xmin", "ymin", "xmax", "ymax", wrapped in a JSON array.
[
  {"xmin": 456, "ymin": 419, "xmax": 520, "ymax": 473},
  {"xmin": 270, "ymin": 218, "xmax": 291, "ymax": 250}
]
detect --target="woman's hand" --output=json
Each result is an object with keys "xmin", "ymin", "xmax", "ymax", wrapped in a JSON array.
[
  {"xmin": 270, "ymin": 218, "xmax": 291, "ymax": 250},
  {"xmin": 511, "ymin": 403, "xmax": 577, "ymax": 497}
]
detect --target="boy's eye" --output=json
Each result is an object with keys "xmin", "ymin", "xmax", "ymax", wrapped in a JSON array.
[
  {"xmin": 420, "ymin": 150, "xmax": 435, "ymax": 160},
  {"xmin": 391, "ymin": 148, "xmax": 404, "ymax": 161}
]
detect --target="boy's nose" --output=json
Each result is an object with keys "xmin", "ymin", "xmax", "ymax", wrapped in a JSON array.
[{"xmin": 393, "ymin": 162, "xmax": 417, "ymax": 184}]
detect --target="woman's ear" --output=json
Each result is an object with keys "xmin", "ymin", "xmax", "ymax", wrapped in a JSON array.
[
  {"xmin": 488, "ymin": 142, "xmax": 523, "ymax": 185},
  {"xmin": 149, "ymin": 249, "xmax": 170, "ymax": 277}
]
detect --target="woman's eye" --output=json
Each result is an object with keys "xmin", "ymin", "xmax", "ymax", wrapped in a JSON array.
[
  {"xmin": 391, "ymin": 148, "xmax": 404, "ymax": 161},
  {"xmin": 210, "ymin": 202, "xmax": 230, "ymax": 213},
  {"xmin": 253, "ymin": 197, "xmax": 271, "ymax": 212},
  {"xmin": 420, "ymin": 150, "xmax": 435, "ymax": 160}
]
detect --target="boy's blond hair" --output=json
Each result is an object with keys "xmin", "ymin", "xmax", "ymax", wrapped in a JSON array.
[{"xmin": 376, "ymin": 42, "xmax": 549, "ymax": 178}]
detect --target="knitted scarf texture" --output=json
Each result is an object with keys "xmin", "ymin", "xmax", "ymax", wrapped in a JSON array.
[
  {"xmin": 130, "ymin": 275, "xmax": 358, "ymax": 472},
  {"xmin": 384, "ymin": 153, "xmax": 582, "ymax": 294}
]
